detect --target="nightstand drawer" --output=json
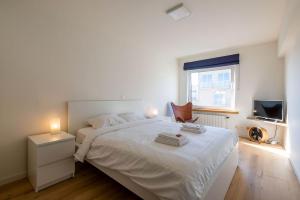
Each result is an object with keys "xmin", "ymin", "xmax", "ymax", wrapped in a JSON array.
[
  {"xmin": 37, "ymin": 139, "xmax": 75, "ymax": 166},
  {"xmin": 37, "ymin": 158, "xmax": 74, "ymax": 187}
]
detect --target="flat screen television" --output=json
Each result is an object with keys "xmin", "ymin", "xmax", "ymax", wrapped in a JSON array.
[{"xmin": 253, "ymin": 100, "xmax": 284, "ymax": 122}]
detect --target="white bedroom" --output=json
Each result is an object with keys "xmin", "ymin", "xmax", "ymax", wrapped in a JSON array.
[{"xmin": 0, "ymin": 0, "xmax": 300, "ymax": 200}]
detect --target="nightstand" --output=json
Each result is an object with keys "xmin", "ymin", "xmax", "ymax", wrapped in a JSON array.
[{"xmin": 28, "ymin": 132, "xmax": 75, "ymax": 192}]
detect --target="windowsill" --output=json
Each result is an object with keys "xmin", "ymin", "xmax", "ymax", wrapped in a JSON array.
[{"xmin": 192, "ymin": 107, "xmax": 239, "ymax": 114}]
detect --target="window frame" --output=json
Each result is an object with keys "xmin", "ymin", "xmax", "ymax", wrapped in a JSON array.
[{"xmin": 187, "ymin": 65, "xmax": 238, "ymax": 110}]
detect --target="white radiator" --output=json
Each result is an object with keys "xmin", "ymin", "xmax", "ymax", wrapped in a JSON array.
[{"xmin": 193, "ymin": 112, "xmax": 229, "ymax": 128}]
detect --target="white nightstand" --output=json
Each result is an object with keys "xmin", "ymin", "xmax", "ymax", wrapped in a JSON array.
[{"xmin": 28, "ymin": 132, "xmax": 75, "ymax": 192}]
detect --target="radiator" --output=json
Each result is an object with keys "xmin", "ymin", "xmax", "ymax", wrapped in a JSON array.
[{"xmin": 193, "ymin": 112, "xmax": 229, "ymax": 128}]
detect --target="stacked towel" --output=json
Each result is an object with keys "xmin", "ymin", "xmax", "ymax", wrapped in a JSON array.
[
  {"xmin": 155, "ymin": 133, "xmax": 188, "ymax": 147},
  {"xmin": 181, "ymin": 123, "xmax": 206, "ymax": 134}
]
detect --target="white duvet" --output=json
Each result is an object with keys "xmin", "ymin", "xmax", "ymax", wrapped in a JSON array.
[{"xmin": 75, "ymin": 119, "xmax": 238, "ymax": 200}]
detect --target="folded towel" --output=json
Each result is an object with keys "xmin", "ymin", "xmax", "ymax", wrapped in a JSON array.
[
  {"xmin": 158, "ymin": 133, "xmax": 185, "ymax": 141},
  {"xmin": 182, "ymin": 123, "xmax": 203, "ymax": 130},
  {"xmin": 155, "ymin": 136, "xmax": 188, "ymax": 146},
  {"xmin": 155, "ymin": 133, "xmax": 188, "ymax": 147},
  {"xmin": 181, "ymin": 126, "xmax": 206, "ymax": 131},
  {"xmin": 181, "ymin": 126, "xmax": 206, "ymax": 134}
]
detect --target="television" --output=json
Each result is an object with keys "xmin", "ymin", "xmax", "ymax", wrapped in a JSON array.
[{"xmin": 253, "ymin": 100, "xmax": 284, "ymax": 122}]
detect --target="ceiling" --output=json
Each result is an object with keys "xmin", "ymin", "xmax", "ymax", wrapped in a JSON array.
[
  {"xmin": 3, "ymin": 0, "xmax": 287, "ymax": 59},
  {"xmin": 97, "ymin": 0, "xmax": 287, "ymax": 58}
]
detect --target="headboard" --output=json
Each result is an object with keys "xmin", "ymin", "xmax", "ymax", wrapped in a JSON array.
[{"xmin": 67, "ymin": 99, "xmax": 145, "ymax": 135}]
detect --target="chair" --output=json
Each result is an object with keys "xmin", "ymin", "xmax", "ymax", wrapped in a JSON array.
[{"xmin": 171, "ymin": 102, "xmax": 199, "ymax": 123}]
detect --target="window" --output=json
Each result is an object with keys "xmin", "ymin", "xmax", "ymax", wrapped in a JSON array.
[
  {"xmin": 200, "ymin": 74, "xmax": 212, "ymax": 88},
  {"xmin": 188, "ymin": 66, "xmax": 237, "ymax": 109},
  {"xmin": 217, "ymin": 72, "xmax": 230, "ymax": 88},
  {"xmin": 213, "ymin": 92, "xmax": 226, "ymax": 106}
]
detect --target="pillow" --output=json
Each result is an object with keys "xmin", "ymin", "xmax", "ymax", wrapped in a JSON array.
[
  {"xmin": 87, "ymin": 114, "xmax": 126, "ymax": 129},
  {"xmin": 76, "ymin": 127, "xmax": 95, "ymax": 144},
  {"xmin": 118, "ymin": 112, "xmax": 145, "ymax": 122}
]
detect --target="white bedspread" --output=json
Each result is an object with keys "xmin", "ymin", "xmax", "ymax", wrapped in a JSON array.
[{"xmin": 75, "ymin": 119, "xmax": 238, "ymax": 200}]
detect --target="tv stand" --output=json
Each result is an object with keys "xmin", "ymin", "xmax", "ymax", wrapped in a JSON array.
[
  {"xmin": 247, "ymin": 116, "xmax": 288, "ymax": 145},
  {"xmin": 247, "ymin": 116, "xmax": 288, "ymax": 127},
  {"xmin": 255, "ymin": 117, "xmax": 276, "ymax": 122}
]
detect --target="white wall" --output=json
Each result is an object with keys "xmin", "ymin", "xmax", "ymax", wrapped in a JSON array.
[
  {"xmin": 0, "ymin": 1, "xmax": 178, "ymax": 184},
  {"xmin": 178, "ymin": 42, "xmax": 285, "ymax": 139},
  {"xmin": 284, "ymin": 39, "xmax": 300, "ymax": 180},
  {"xmin": 279, "ymin": 0, "xmax": 300, "ymax": 181}
]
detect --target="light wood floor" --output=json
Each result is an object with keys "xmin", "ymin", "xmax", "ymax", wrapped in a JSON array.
[
  {"xmin": 225, "ymin": 138, "xmax": 300, "ymax": 200},
  {"xmin": 1, "ymin": 138, "xmax": 300, "ymax": 200}
]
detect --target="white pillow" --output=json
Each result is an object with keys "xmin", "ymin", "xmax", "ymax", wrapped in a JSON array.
[
  {"xmin": 87, "ymin": 114, "xmax": 126, "ymax": 129},
  {"xmin": 118, "ymin": 112, "xmax": 145, "ymax": 122},
  {"xmin": 76, "ymin": 127, "xmax": 95, "ymax": 144}
]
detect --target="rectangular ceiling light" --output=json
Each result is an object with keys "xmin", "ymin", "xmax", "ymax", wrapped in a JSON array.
[{"xmin": 166, "ymin": 3, "xmax": 191, "ymax": 21}]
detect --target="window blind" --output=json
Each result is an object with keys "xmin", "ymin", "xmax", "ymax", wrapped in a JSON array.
[{"xmin": 183, "ymin": 54, "xmax": 239, "ymax": 71}]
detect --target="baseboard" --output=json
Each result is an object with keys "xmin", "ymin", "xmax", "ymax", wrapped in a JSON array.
[
  {"xmin": 0, "ymin": 171, "xmax": 27, "ymax": 186},
  {"xmin": 289, "ymin": 158, "xmax": 300, "ymax": 184}
]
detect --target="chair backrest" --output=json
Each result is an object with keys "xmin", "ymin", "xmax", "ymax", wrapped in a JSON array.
[{"xmin": 171, "ymin": 102, "xmax": 193, "ymax": 122}]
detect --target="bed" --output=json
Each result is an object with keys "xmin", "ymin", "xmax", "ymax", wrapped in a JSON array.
[{"xmin": 68, "ymin": 100, "xmax": 238, "ymax": 200}]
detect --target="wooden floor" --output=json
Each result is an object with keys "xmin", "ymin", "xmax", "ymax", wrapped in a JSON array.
[
  {"xmin": 225, "ymin": 138, "xmax": 300, "ymax": 200},
  {"xmin": 1, "ymin": 138, "xmax": 300, "ymax": 200}
]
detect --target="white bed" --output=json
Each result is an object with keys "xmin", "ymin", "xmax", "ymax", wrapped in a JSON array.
[{"xmin": 68, "ymin": 100, "xmax": 238, "ymax": 200}]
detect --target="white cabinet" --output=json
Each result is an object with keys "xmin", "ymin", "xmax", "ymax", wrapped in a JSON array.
[{"xmin": 28, "ymin": 132, "xmax": 75, "ymax": 192}]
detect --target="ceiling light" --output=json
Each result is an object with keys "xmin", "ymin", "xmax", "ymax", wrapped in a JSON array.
[{"xmin": 166, "ymin": 3, "xmax": 191, "ymax": 21}]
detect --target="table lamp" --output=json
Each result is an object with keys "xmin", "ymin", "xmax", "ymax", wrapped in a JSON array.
[{"xmin": 50, "ymin": 118, "xmax": 61, "ymax": 134}]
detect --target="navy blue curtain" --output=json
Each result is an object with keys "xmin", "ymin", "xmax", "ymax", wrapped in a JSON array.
[{"xmin": 183, "ymin": 54, "xmax": 239, "ymax": 71}]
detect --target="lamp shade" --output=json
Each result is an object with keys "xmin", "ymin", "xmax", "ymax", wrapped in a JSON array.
[
  {"xmin": 50, "ymin": 118, "xmax": 61, "ymax": 134},
  {"xmin": 145, "ymin": 107, "xmax": 159, "ymax": 118}
]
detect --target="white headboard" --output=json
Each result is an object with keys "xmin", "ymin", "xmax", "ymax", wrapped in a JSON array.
[{"xmin": 68, "ymin": 99, "xmax": 146, "ymax": 135}]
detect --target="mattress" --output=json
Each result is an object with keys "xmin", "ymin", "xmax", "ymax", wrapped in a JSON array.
[{"xmin": 75, "ymin": 119, "xmax": 238, "ymax": 200}]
